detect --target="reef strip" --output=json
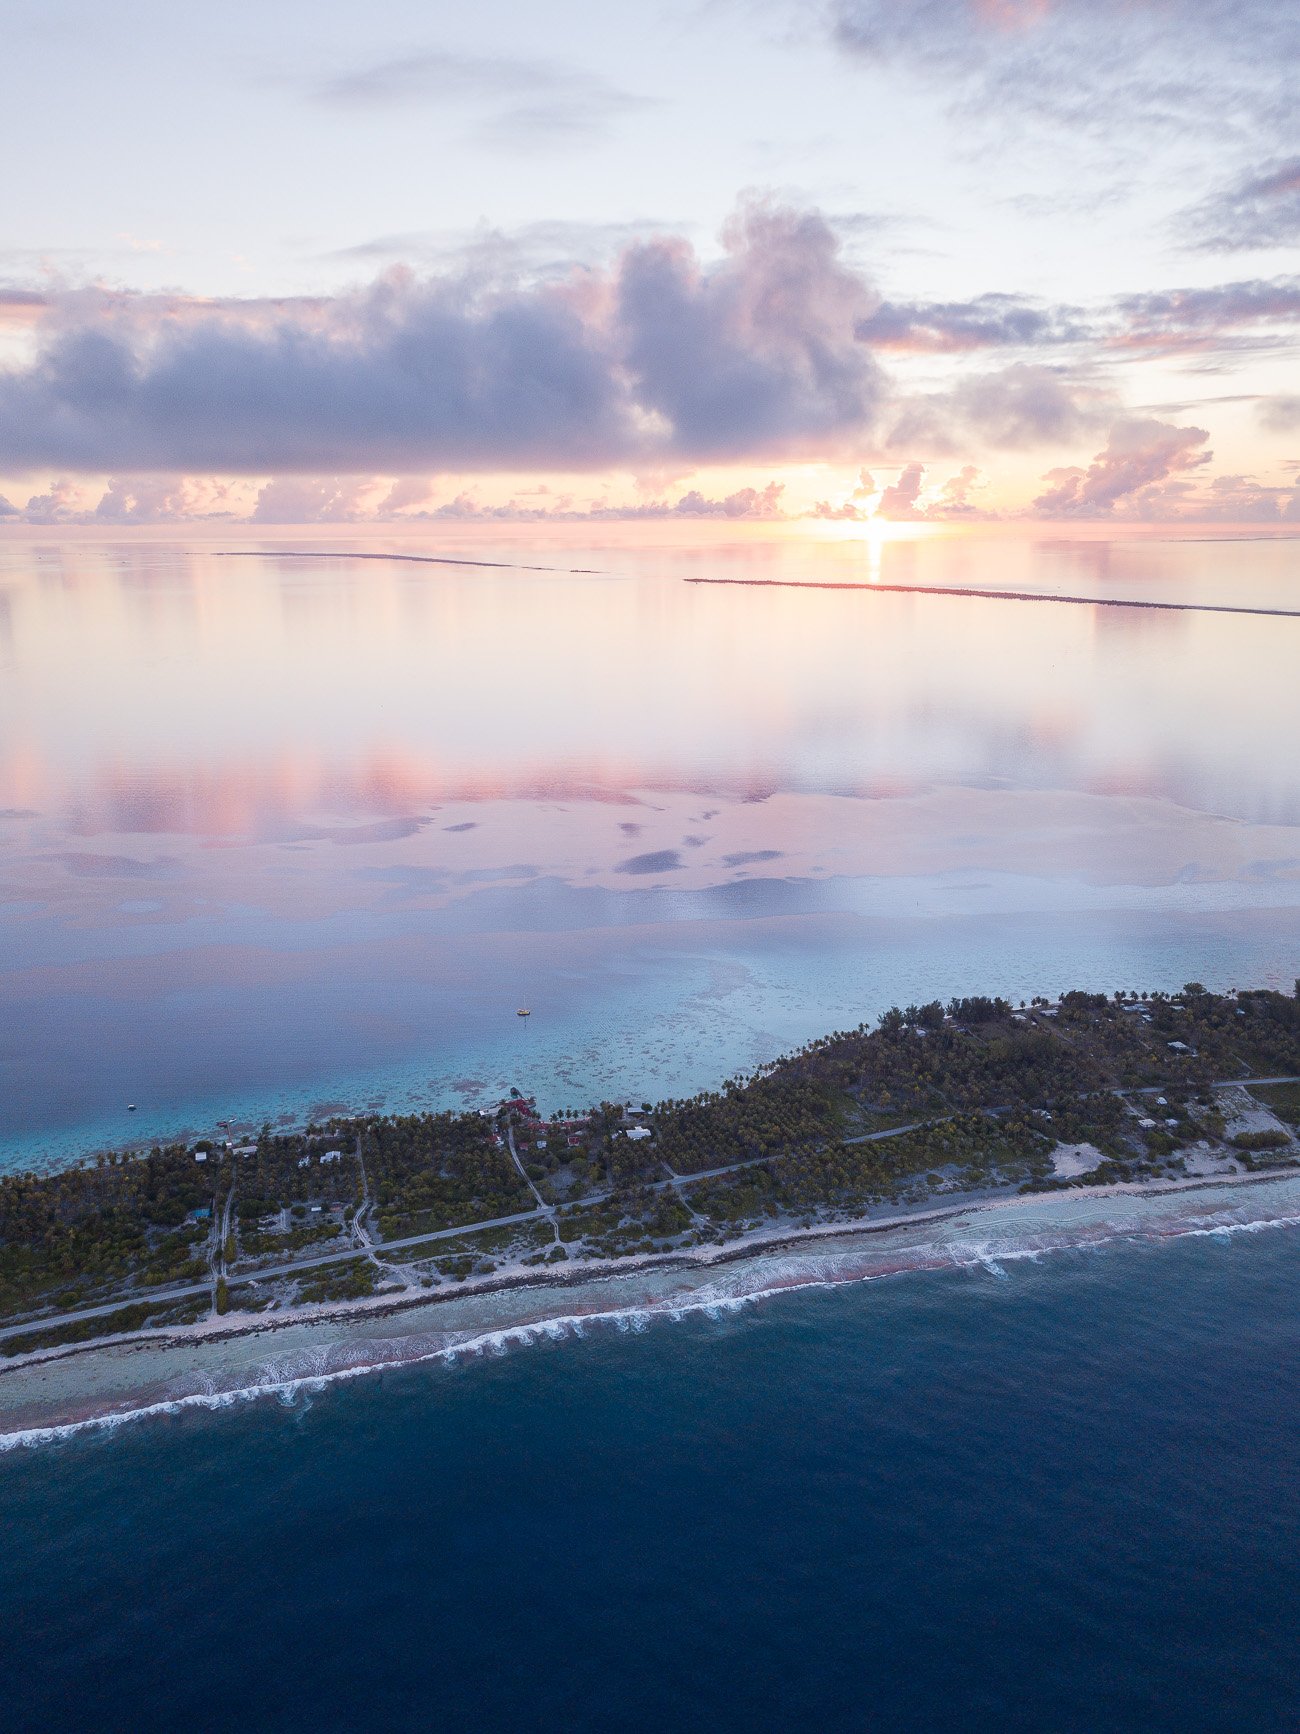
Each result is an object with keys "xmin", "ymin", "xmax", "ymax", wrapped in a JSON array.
[
  {"xmin": 214, "ymin": 549, "xmax": 603, "ymax": 575},
  {"xmin": 684, "ymin": 576, "xmax": 1300, "ymax": 619}
]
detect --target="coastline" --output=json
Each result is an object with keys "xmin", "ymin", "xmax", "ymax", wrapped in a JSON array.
[{"xmin": 4, "ymin": 1164, "xmax": 1298, "ymax": 1447}]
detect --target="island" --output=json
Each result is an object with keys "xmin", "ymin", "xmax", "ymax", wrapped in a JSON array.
[{"xmin": 3, "ymin": 982, "xmax": 1299, "ymax": 1365}]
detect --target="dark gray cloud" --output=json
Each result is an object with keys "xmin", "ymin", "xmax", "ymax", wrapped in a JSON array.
[
  {"xmin": 857, "ymin": 293, "xmax": 1085, "ymax": 351},
  {"xmin": 859, "ymin": 276, "xmax": 1300, "ymax": 364},
  {"xmin": 1182, "ymin": 159, "xmax": 1300, "ymax": 252},
  {"xmin": 615, "ymin": 203, "xmax": 883, "ymax": 460},
  {"xmin": 0, "ymin": 204, "xmax": 887, "ymax": 475},
  {"xmin": 1109, "ymin": 279, "xmax": 1300, "ymax": 353},
  {"xmin": 311, "ymin": 49, "xmax": 648, "ymax": 147},
  {"xmin": 0, "ymin": 286, "xmax": 49, "ymax": 316}
]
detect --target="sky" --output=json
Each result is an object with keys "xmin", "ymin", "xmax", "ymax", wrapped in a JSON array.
[{"xmin": 2, "ymin": 0, "xmax": 1299, "ymax": 526}]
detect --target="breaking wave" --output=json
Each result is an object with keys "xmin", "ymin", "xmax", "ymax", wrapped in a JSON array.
[{"xmin": 4, "ymin": 1177, "xmax": 1299, "ymax": 1450}]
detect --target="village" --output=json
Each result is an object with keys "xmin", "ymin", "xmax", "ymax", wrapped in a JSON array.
[{"xmin": 2, "ymin": 982, "xmax": 1299, "ymax": 1359}]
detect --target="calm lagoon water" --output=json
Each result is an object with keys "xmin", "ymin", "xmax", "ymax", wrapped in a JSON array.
[
  {"xmin": 2, "ymin": 526, "xmax": 1299, "ymax": 1162},
  {"xmin": 2, "ymin": 1218, "xmax": 1297, "ymax": 1732}
]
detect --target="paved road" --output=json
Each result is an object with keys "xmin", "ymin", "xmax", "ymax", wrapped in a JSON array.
[
  {"xmin": 0, "ymin": 1205, "xmax": 550, "ymax": 1344},
  {"xmin": 5, "ymin": 1073, "xmax": 1297, "ymax": 1348}
]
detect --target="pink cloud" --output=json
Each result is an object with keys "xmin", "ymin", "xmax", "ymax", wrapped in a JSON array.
[{"xmin": 1032, "ymin": 418, "xmax": 1210, "ymax": 517}]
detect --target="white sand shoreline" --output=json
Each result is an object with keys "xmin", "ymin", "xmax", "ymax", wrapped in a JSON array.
[{"xmin": 2, "ymin": 1162, "xmax": 1295, "ymax": 1384}]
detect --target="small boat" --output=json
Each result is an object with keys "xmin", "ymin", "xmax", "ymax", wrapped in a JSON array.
[
  {"xmin": 517, "ymin": 1008, "xmax": 531, "ymax": 1018},
  {"xmin": 128, "ymin": 1103, "xmax": 137, "ymax": 1112}
]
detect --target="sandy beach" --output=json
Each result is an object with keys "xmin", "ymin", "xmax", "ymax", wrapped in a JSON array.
[{"xmin": 4, "ymin": 1164, "xmax": 1298, "ymax": 1447}]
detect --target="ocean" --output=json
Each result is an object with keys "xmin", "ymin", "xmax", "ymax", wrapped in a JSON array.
[
  {"xmin": 3, "ymin": 526, "xmax": 1299, "ymax": 1732},
  {"xmin": 2, "ymin": 1214, "xmax": 1297, "ymax": 1732}
]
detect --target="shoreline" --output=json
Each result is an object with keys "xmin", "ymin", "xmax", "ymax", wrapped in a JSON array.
[{"xmin": 3, "ymin": 1162, "xmax": 1293, "ymax": 1383}]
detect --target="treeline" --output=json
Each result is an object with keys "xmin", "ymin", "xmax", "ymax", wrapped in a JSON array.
[
  {"xmin": 235, "ymin": 1127, "xmax": 363, "ymax": 1226},
  {"xmin": 0, "ymin": 1143, "xmax": 214, "ymax": 1314},
  {"xmin": 651, "ymin": 1075, "xmax": 844, "ymax": 1176},
  {"xmin": 367, "ymin": 1111, "xmax": 532, "ymax": 1238},
  {"xmin": 2, "ymin": 983, "xmax": 1296, "ymax": 1315}
]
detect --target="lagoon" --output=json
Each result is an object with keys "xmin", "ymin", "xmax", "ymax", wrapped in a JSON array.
[{"xmin": 2, "ymin": 526, "xmax": 1299, "ymax": 1163}]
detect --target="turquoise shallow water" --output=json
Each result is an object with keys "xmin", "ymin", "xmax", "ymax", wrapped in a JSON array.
[{"xmin": 3, "ymin": 1212, "xmax": 1297, "ymax": 1732}]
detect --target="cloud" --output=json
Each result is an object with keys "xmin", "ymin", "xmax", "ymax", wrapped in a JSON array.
[
  {"xmin": 813, "ymin": 461, "xmax": 990, "ymax": 521},
  {"xmin": 856, "ymin": 292, "xmax": 1085, "ymax": 351},
  {"xmin": 0, "ymin": 203, "xmax": 887, "ymax": 475},
  {"xmin": 251, "ymin": 476, "xmax": 377, "ymax": 522},
  {"xmin": 1107, "ymin": 278, "xmax": 1300, "ymax": 355},
  {"xmin": 1032, "ymin": 417, "xmax": 1210, "ymax": 516},
  {"xmin": 1259, "ymin": 397, "xmax": 1300, "ymax": 432},
  {"xmin": 91, "ymin": 474, "xmax": 241, "ymax": 522},
  {"xmin": 615, "ymin": 202, "xmax": 884, "ymax": 459},
  {"xmin": 932, "ymin": 464, "xmax": 985, "ymax": 517},
  {"xmin": 17, "ymin": 478, "xmax": 84, "ymax": 523},
  {"xmin": 310, "ymin": 48, "xmax": 649, "ymax": 147},
  {"xmin": 647, "ymin": 482, "xmax": 785, "ymax": 519},
  {"xmin": 876, "ymin": 461, "xmax": 926, "ymax": 519},
  {"xmin": 421, "ymin": 481, "xmax": 786, "ymax": 521},
  {"xmin": 0, "ymin": 286, "xmax": 50, "ymax": 329},
  {"xmin": 950, "ymin": 362, "xmax": 1110, "ymax": 444},
  {"xmin": 1183, "ymin": 158, "xmax": 1300, "ymax": 252},
  {"xmin": 888, "ymin": 361, "xmax": 1113, "ymax": 452},
  {"xmin": 328, "ymin": 217, "xmax": 674, "ymax": 278},
  {"xmin": 0, "ymin": 472, "xmax": 785, "ymax": 526},
  {"xmin": 375, "ymin": 476, "xmax": 435, "ymax": 514},
  {"xmin": 858, "ymin": 277, "xmax": 1300, "ymax": 365},
  {"xmin": 828, "ymin": 0, "xmax": 1300, "ymax": 142},
  {"xmin": 1196, "ymin": 474, "xmax": 1300, "ymax": 522}
]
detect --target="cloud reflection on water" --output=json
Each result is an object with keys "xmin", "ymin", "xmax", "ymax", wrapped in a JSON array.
[{"xmin": 1, "ymin": 528, "xmax": 1298, "ymax": 1155}]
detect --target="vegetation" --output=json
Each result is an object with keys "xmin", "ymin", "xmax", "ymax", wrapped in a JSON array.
[
  {"xmin": 1, "ymin": 982, "xmax": 1297, "ymax": 1349},
  {"xmin": 1250, "ymin": 1081, "xmax": 1300, "ymax": 1127},
  {"xmin": 1232, "ymin": 1129, "xmax": 1290, "ymax": 1152},
  {"xmin": 367, "ymin": 1111, "xmax": 532, "ymax": 1237}
]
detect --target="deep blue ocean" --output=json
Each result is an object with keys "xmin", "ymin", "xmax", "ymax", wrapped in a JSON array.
[{"xmin": 3, "ymin": 1229, "xmax": 1297, "ymax": 1733}]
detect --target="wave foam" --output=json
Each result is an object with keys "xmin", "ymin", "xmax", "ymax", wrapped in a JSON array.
[{"xmin": 4, "ymin": 1188, "xmax": 1299, "ymax": 1451}]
